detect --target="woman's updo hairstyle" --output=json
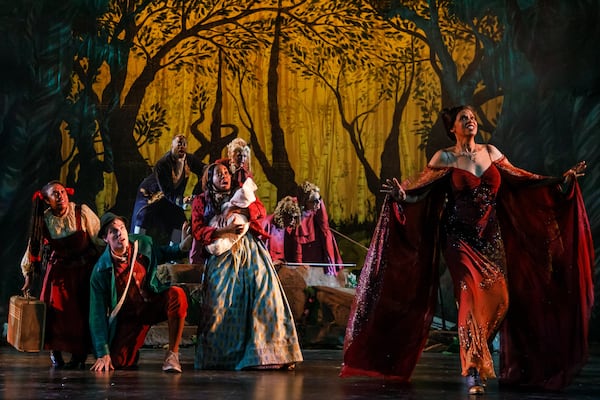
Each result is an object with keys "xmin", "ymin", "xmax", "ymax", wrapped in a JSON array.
[
  {"xmin": 440, "ymin": 105, "xmax": 475, "ymax": 142},
  {"xmin": 297, "ymin": 181, "xmax": 320, "ymax": 210}
]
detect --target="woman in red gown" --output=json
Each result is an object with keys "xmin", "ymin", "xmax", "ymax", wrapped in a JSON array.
[{"xmin": 341, "ymin": 106, "xmax": 593, "ymax": 394}]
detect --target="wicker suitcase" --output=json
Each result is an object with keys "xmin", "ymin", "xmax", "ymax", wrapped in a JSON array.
[{"xmin": 7, "ymin": 295, "xmax": 46, "ymax": 352}]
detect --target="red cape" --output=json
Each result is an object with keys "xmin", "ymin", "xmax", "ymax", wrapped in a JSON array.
[{"xmin": 341, "ymin": 158, "xmax": 594, "ymax": 390}]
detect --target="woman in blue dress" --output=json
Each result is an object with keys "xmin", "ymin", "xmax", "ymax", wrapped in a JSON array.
[{"xmin": 191, "ymin": 162, "xmax": 303, "ymax": 370}]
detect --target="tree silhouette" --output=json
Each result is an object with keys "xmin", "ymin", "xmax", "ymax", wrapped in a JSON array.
[
  {"xmin": 283, "ymin": 2, "xmax": 431, "ymax": 208},
  {"xmin": 373, "ymin": 0, "xmax": 600, "ymax": 337},
  {"xmin": 372, "ymin": 1, "xmax": 509, "ymax": 158},
  {"xmin": 187, "ymin": 51, "xmax": 240, "ymax": 164},
  {"xmin": 262, "ymin": 2, "xmax": 297, "ymax": 199},
  {"xmin": 244, "ymin": 0, "xmax": 395, "ymax": 200},
  {"xmin": 92, "ymin": 0, "xmax": 314, "ymax": 216}
]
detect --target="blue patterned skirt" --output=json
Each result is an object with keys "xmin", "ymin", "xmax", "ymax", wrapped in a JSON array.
[{"xmin": 194, "ymin": 233, "xmax": 303, "ymax": 370}]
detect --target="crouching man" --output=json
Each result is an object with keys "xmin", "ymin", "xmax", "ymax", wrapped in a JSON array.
[{"xmin": 89, "ymin": 212, "xmax": 191, "ymax": 373}]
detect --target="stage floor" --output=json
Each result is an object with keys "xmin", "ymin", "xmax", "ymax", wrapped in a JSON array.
[{"xmin": 1, "ymin": 344, "xmax": 599, "ymax": 399}]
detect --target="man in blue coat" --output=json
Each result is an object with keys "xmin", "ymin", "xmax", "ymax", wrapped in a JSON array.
[{"xmin": 131, "ymin": 134, "xmax": 206, "ymax": 244}]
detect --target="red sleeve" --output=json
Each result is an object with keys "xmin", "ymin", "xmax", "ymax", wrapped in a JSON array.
[
  {"xmin": 496, "ymin": 166, "xmax": 594, "ymax": 390},
  {"xmin": 191, "ymin": 194, "xmax": 217, "ymax": 246},
  {"xmin": 315, "ymin": 201, "xmax": 343, "ymax": 267},
  {"xmin": 247, "ymin": 197, "xmax": 270, "ymax": 239},
  {"xmin": 290, "ymin": 230, "xmax": 302, "ymax": 263},
  {"xmin": 342, "ymin": 186, "xmax": 448, "ymax": 380}
]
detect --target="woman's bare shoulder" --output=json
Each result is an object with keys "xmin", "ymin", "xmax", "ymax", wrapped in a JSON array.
[
  {"xmin": 428, "ymin": 148, "xmax": 455, "ymax": 168},
  {"xmin": 485, "ymin": 144, "xmax": 504, "ymax": 161}
]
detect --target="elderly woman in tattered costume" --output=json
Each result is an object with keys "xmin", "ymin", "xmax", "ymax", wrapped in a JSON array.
[
  {"xmin": 341, "ymin": 106, "xmax": 593, "ymax": 395},
  {"xmin": 262, "ymin": 196, "xmax": 302, "ymax": 264},
  {"xmin": 294, "ymin": 181, "xmax": 345, "ymax": 275},
  {"xmin": 223, "ymin": 137, "xmax": 253, "ymax": 188}
]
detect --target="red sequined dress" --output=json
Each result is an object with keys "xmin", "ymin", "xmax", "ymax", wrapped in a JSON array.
[{"xmin": 442, "ymin": 165, "xmax": 508, "ymax": 380}]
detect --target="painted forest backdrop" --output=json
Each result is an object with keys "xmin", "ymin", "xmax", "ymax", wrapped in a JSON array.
[{"xmin": 1, "ymin": 0, "xmax": 599, "ymax": 338}]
